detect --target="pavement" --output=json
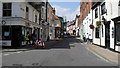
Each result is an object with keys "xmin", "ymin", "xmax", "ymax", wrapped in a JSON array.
[
  {"xmin": 87, "ymin": 43, "xmax": 119, "ymax": 65},
  {"xmin": 76, "ymin": 37, "xmax": 120, "ymax": 65}
]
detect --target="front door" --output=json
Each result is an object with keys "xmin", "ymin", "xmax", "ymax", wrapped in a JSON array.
[
  {"xmin": 11, "ymin": 26, "xmax": 22, "ymax": 47},
  {"xmin": 105, "ymin": 23, "xmax": 110, "ymax": 49}
]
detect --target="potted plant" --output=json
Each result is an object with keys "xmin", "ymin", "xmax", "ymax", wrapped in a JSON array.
[
  {"xmin": 96, "ymin": 21, "xmax": 102, "ymax": 27},
  {"xmin": 89, "ymin": 24, "xmax": 94, "ymax": 29}
]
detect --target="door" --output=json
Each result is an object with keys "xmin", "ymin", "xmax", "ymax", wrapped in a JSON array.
[
  {"xmin": 11, "ymin": 26, "xmax": 22, "ymax": 47},
  {"xmin": 105, "ymin": 23, "xmax": 110, "ymax": 49}
]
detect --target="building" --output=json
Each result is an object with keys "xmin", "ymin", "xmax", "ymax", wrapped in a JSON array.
[
  {"xmin": 79, "ymin": 0, "xmax": 92, "ymax": 40},
  {"xmin": 67, "ymin": 21, "xmax": 76, "ymax": 35},
  {"xmin": 91, "ymin": 0, "xmax": 120, "ymax": 52},
  {"xmin": 79, "ymin": 0, "xmax": 120, "ymax": 52},
  {"xmin": 74, "ymin": 15, "xmax": 80, "ymax": 36},
  {"xmin": 0, "ymin": 1, "xmax": 48, "ymax": 47},
  {"xmin": 47, "ymin": 3, "xmax": 55, "ymax": 40}
]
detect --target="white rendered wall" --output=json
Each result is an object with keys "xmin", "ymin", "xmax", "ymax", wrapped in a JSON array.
[{"xmin": 93, "ymin": 6, "xmax": 100, "ymax": 45}]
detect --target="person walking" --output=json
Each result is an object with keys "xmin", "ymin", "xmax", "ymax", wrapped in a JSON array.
[
  {"xmin": 83, "ymin": 33, "xmax": 86, "ymax": 42},
  {"xmin": 86, "ymin": 33, "xmax": 89, "ymax": 44},
  {"xmin": 26, "ymin": 32, "xmax": 30, "ymax": 45},
  {"xmin": 88, "ymin": 34, "xmax": 93, "ymax": 44}
]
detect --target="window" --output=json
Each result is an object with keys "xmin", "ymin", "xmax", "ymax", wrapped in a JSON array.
[
  {"xmin": 41, "ymin": 8, "xmax": 44, "ymax": 19},
  {"xmin": 101, "ymin": 2, "xmax": 106, "ymax": 15},
  {"xmin": 26, "ymin": 7, "xmax": 29, "ymax": 19},
  {"xmin": 26, "ymin": 7, "xmax": 29, "ymax": 12},
  {"xmin": 2, "ymin": 26, "xmax": 11, "ymax": 40},
  {"xmin": 116, "ymin": 23, "xmax": 120, "ymax": 45},
  {"xmin": 95, "ymin": 27, "xmax": 100, "ymax": 38},
  {"xmin": 95, "ymin": 8, "xmax": 98, "ymax": 18},
  {"xmin": 35, "ymin": 15, "xmax": 37, "ymax": 23},
  {"xmin": 3, "ymin": 3, "xmax": 12, "ymax": 17}
]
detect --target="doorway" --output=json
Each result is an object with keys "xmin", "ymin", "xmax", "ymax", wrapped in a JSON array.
[
  {"xmin": 11, "ymin": 26, "xmax": 22, "ymax": 47},
  {"xmin": 105, "ymin": 22, "xmax": 110, "ymax": 49}
]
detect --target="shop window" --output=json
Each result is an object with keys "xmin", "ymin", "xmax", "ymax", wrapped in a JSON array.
[
  {"xmin": 116, "ymin": 23, "xmax": 120, "ymax": 45},
  {"xmin": 101, "ymin": 2, "xmax": 106, "ymax": 15},
  {"xmin": 95, "ymin": 8, "xmax": 98, "ymax": 18},
  {"xmin": 95, "ymin": 27, "xmax": 100, "ymax": 38},
  {"xmin": 2, "ymin": 26, "xmax": 11, "ymax": 40},
  {"xmin": 3, "ymin": 3, "xmax": 12, "ymax": 17}
]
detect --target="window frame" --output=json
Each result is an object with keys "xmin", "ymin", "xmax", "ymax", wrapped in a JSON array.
[
  {"xmin": 95, "ymin": 27, "xmax": 100, "ymax": 38},
  {"xmin": 95, "ymin": 8, "xmax": 98, "ymax": 19},
  {"xmin": 101, "ymin": 2, "xmax": 106, "ymax": 15},
  {"xmin": 3, "ymin": 3, "xmax": 12, "ymax": 17}
]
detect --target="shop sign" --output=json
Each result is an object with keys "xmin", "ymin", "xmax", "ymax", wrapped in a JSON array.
[
  {"xmin": 1, "ymin": 20, "xmax": 6, "ymax": 25},
  {"xmin": 112, "ymin": 27, "xmax": 114, "ymax": 38}
]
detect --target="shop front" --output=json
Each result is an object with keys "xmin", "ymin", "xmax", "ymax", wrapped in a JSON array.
[
  {"xmin": 2, "ymin": 25, "xmax": 32, "ymax": 47},
  {"xmin": 112, "ymin": 16, "xmax": 120, "ymax": 52},
  {"xmin": 55, "ymin": 27, "xmax": 61, "ymax": 39}
]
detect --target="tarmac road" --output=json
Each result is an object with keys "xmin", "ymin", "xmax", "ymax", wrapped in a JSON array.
[{"xmin": 2, "ymin": 37, "xmax": 117, "ymax": 67}]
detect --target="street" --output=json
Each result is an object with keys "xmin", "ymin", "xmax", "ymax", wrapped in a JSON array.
[{"xmin": 2, "ymin": 37, "xmax": 117, "ymax": 67}]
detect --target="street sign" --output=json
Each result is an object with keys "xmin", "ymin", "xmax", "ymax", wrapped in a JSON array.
[{"xmin": 1, "ymin": 20, "xmax": 6, "ymax": 25}]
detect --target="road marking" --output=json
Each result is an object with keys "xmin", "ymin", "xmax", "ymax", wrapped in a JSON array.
[
  {"xmin": 2, "ymin": 51, "xmax": 23, "ymax": 56},
  {"xmin": 86, "ymin": 47, "xmax": 110, "ymax": 63},
  {"xmin": 16, "ymin": 52, "xmax": 22, "ymax": 53},
  {"xmin": 3, "ymin": 54, "xmax": 10, "ymax": 56}
]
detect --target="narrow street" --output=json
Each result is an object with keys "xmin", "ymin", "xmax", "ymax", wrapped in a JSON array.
[{"xmin": 2, "ymin": 37, "xmax": 116, "ymax": 67}]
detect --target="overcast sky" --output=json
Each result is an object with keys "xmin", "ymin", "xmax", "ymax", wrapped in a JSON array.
[{"xmin": 50, "ymin": 2, "xmax": 80, "ymax": 21}]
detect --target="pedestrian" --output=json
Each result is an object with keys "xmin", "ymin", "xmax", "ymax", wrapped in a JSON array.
[
  {"xmin": 26, "ymin": 32, "xmax": 30, "ymax": 45},
  {"xmin": 88, "ymin": 34, "xmax": 93, "ymax": 44},
  {"xmin": 86, "ymin": 33, "xmax": 89, "ymax": 44},
  {"xmin": 83, "ymin": 33, "xmax": 86, "ymax": 42}
]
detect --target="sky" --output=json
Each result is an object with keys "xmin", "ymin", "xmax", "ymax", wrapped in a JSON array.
[{"xmin": 50, "ymin": 2, "xmax": 80, "ymax": 21}]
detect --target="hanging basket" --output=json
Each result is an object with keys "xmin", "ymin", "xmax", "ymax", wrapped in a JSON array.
[
  {"xmin": 96, "ymin": 21, "xmax": 102, "ymax": 27},
  {"xmin": 89, "ymin": 24, "xmax": 94, "ymax": 29}
]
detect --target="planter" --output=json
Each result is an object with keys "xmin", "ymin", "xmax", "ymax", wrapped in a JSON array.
[
  {"xmin": 89, "ymin": 24, "xmax": 94, "ymax": 29},
  {"xmin": 96, "ymin": 21, "xmax": 102, "ymax": 27}
]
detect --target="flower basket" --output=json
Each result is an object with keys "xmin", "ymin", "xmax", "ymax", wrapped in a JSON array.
[
  {"xmin": 96, "ymin": 21, "xmax": 102, "ymax": 27},
  {"xmin": 89, "ymin": 24, "xmax": 94, "ymax": 29}
]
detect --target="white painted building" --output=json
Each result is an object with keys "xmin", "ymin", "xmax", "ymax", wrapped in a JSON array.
[
  {"xmin": 92, "ymin": 0, "xmax": 120, "ymax": 52},
  {"xmin": 75, "ymin": 15, "xmax": 80, "ymax": 36},
  {"xmin": 82, "ymin": 10, "xmax": 93, "ymax": 41},
  {"xmin": 0, "ymin": 2, "xmax": 47, "ymax": 47}
]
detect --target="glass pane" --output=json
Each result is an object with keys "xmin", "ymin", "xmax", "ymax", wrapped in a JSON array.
[
  {"xmin": 7, "ymin": 3, "xmax": 12, "ymax": 9},
  {"xmin": 3, "ymin": 3, "xmax": 7, "ymax": 9},
  {"xmin": 2, "ymin": 26, "xmax": 10, "ymax": 40},
  {"xmin": 3, "ymin": 10, "xmax": 7, "ymax": 16},
  {"xmin": 116, "ymin": 24, "xmax": 120, "ymax": 45},
  {"xmin": 7, "ymin": 10, "xmax": 12, "ymax": 16}
]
